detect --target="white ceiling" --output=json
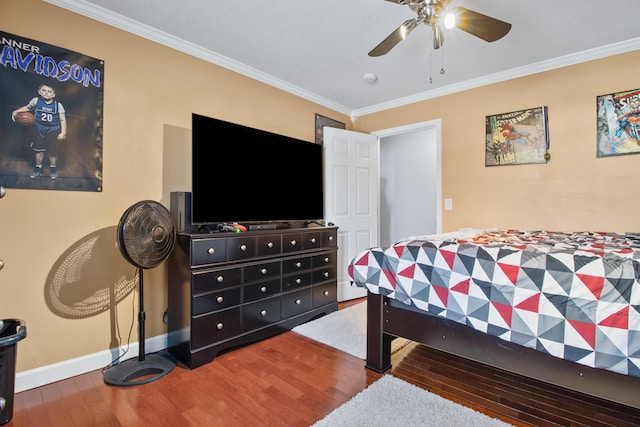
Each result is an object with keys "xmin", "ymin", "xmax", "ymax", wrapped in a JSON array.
[{"xmin": 46, "ymin": 0, "xmax": 640, "ymax": 119}]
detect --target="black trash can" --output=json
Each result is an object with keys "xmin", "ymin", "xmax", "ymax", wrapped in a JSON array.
[{"xmin": 0, "ymin": 319, "xmax": 26, "ymax": 426}]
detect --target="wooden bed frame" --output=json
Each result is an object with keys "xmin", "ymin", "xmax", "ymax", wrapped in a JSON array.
[{"xmin": 365, "ymin": 292, "xmax": 640, "ymax": 410}]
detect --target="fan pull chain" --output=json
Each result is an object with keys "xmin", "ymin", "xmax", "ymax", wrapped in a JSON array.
[{"xmin": 440, "ymin": 47, "xmax": 445, "ymax": 75}]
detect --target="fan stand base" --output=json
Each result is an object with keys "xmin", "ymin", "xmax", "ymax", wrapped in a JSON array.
[{"xmin": 103, "ymin": 353, "xmax": 176, "ymax": 387}]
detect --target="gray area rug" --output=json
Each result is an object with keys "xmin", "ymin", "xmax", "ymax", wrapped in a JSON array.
[
  {"xmin": 312, "ymin": 375, "xmax": 513, "ymax": 426},
  {"xmin": 292, "ymin": 301, "xmax": 409, "ymax": 359},
  {"xmin": 291, "ymin": 301, "xmax": 368, "ymax": 359}
]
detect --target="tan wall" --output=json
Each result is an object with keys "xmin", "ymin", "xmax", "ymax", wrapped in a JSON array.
[
  {"xmin": 1, "ymin": 0, "xmax": 639, "ymax": 375},
  {"xmin": 354, "ymin": 51, "xmax": 640, "ymax": 232},
  {"xmin": 0, "ymin": 0, "xmax": 349, "ymax": 373}
]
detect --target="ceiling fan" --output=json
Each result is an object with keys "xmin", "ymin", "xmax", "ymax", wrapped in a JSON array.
[{"xmin": 369, "ymin": 0, "xmax": 512, "ymax": 57}]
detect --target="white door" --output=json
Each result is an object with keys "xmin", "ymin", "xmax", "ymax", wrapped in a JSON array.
[{"xmin": 323, "ymin": 127, "xmax": 378, "ymax": 302}]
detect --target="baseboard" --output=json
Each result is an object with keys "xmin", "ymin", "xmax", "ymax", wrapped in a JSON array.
[{"xmin": 15, "ymin": 332, "xmax": 174, "ymax": 393}]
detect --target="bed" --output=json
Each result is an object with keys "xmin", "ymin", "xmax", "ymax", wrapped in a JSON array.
[{"xmin": 348, "ymin": 229, "xmax": 640, "ymax": 409}]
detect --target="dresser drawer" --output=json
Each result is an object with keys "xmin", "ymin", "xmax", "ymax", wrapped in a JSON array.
[
  {"xmin": 311, "ymin": 252, "xmax": 335, "ymax": 268},
  {"xmin": 243, "ymin": 296, "xmax": 281, "ymax": 331},
  {"xmin": 226, "ymin": 235, "xmax": 258, "ymax": 260},
  {"xmin": 282, "ymin": 233, "xmax": 303, "ymax": 253},
  {"xmin": 192, "ymin": 266, "xmax": 242, "ymax": 294},
  {"xmin": 193, "ymin": 287, "xmax": 241, "ymax": 316},
  {"xmin": 301, "ymin": 231, "xmax": 322, "ymax": 250},
  {"xmin": 282, "ymin": 256, "xmax": 312, "ymax": 274},
  {"xmin": 258, "ymin": 234, "xmax": 281, "ymax": 257},
  {"xmin": 281, "ymin": 288, "xmax": 313, "ymax": 318},
  {"xmin": 282, "ymin": 271, "xmax": 312, "ymax": 292},
  {"xmin": 322, "ymin": 230, "xmax": 337, "ymax": 247},
  {"xmin": 313, "ymin": 282, "xmax": 336, "ymax": 308},
  {"xmin": 191, "ymin": 238, "xmax": 226, "ymax": 266},
  {"xmin": 312, "ymin": 264, "xmax": 337, "ymax": 283},
  {"xmin": 243, "ymin": 260, "xmax": 281, "ymax": 283},
  {"xmin": 191, "ymin": 307, "xmax": 242, "ymax": 348},
  {"xmin": 243, "ymin": 278, "xmax": 281, "ymax": 302}
]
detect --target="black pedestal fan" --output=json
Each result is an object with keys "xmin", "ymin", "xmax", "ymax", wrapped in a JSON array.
[{"xmin": 103, "ymin": 200, "xmax": 177, "ymax": 387}]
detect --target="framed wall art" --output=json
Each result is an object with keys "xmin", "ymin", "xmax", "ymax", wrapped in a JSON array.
[
  {"xmin": 596, "ymin": 88, "xmax": 640, "ymax": 157},
  {"xmin": 315, "ymin": 113, "xmax": 345, "ymax": 145},
  {"xmin": 0, "ymin": 30, "xmax": 104, "ymax": 192},
  {"xmin": 485, "ymin": 106, "xmax": 550, "ymax": 167}
]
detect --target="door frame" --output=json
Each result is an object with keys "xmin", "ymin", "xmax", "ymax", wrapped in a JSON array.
[{"xmin": 372, "ymin": 119, "xmax": 443, "ymax": 237}]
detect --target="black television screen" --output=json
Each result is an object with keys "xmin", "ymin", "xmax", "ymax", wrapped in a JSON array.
[{"xmin": 191, "ymin": 113, "xmax": 324, "ymax": 225}]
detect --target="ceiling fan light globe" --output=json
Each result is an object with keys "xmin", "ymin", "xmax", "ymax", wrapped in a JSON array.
[{"xmin": 444, "ymin": 12, "xmax": 456, "ymax": 29}]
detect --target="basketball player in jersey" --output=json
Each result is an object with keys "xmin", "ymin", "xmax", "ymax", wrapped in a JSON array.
[{"xmin": 12, "ymin": 83, "xmax": 67, "ymax": 179}]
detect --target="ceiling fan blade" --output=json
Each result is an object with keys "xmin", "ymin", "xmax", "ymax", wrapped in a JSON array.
[
  {"xmin": 369, "ymin": 18, "xmax": 419, "ymax": 57},
  {"xmin": 455, "ymin": 6, "xmax": 512, "ymax": 42}
]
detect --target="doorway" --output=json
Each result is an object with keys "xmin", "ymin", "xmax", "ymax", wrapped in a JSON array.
[{"xmin": 374, "ymin": 119, "xmax": 441, "ymax": 246}]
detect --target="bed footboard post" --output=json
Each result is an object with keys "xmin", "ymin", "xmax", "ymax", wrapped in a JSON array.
[{"xmin": 365, "ymin": 292, "xmax": 392, "ymax": 373}]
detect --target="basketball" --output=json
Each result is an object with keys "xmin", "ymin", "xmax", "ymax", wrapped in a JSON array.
[{"xmin": 14, "ymin": 111, "xmax": 35, "ymax": 126}]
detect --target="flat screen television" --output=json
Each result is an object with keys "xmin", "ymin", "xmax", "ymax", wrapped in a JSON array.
[{"xmin": 191, "ymin": 113, "xmax": 324, "ymax": 226}]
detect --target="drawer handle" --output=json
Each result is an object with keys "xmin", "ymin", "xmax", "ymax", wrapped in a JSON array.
[
  {"xmin": 260, "ymin": 310, "xmax": 267, "ymax": 317},
  {"xmin": 216, "ymin": 296, "xmax": 224, "ymax": 304},
  {"xmin": 310, "ymin": 237, "xmax": 317, "ymax": 244},
  {"xmin": 207, "ymin": 247, "xmax": 215, "ymax": 255},
  {"xmin": 328, "ymin": 235, "xmax": 334, "ymax": 241},
  {"xmin": 323, "ymin": 257, "xmax": 329, "ymax": 263},
  {"xmin": 261, "ymin": 268, "xmax": 268, "ymax": 275},
  {"xmin": 295, "ymin": 299, "xmax": 302, "ymax": 305},
  {"xmin": 216, "ymin": 275, "xmax": 224, "ymax": 283},
  {"xmin": 260, "ymin": 286, "xmax": 267, "ymax": 293},
  {"xmin": 216, "ymin": 322, "xmax": 224, "ymax": 330},
  {"xmin": 323, "ymin": 290, "xmax": 329, "ymax": 296},
  {"xmin": 267, "ymin": 242, "xmax": 274, "ymax": 248},
  {"xmin": 324, "ymin": 271, "xmax": 330, "ymax": 278},
  {"xmin": 240, "ymin": 244, "xmax": 247, "ymax": 252},
  {"xmin": 290, "ymin": 239, "xmax": 297, "ymax": 246},
  {"xmin": 295, "ymin": 261, "xmax": 302, "ymax": 268},
  {"xmin": 295, "ymin": 278, "xmax": 302, "ymax": 284}
]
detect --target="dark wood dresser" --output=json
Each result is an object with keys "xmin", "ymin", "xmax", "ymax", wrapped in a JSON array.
[{"xmin": 167, "ymin": 227, "xmax": 338, "ymax": 369}]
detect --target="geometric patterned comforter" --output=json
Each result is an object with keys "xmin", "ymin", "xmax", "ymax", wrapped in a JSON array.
[{"xmin": 348, "ymin": 229, "xmax": 640, "ymax": 378}]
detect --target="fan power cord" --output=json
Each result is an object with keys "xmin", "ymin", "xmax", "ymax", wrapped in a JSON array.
[{"xmin": 102, "ymin": 274, "xmax": 136, "ymax": 372}]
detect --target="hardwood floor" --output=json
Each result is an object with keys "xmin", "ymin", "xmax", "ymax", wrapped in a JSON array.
[{"xmin": 6, "ymin": 299, "xmax": 640, "ymax": 426}]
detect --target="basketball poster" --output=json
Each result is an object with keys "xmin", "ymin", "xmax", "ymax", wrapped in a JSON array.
[{"xmin": 0, "ymin": 30, "xmax": 104, "ymax": 192}]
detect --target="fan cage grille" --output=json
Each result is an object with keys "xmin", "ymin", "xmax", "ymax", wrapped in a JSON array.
[{"xmin": 118, "ymin": 201, "xmax": 176, "ymax": 269}]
